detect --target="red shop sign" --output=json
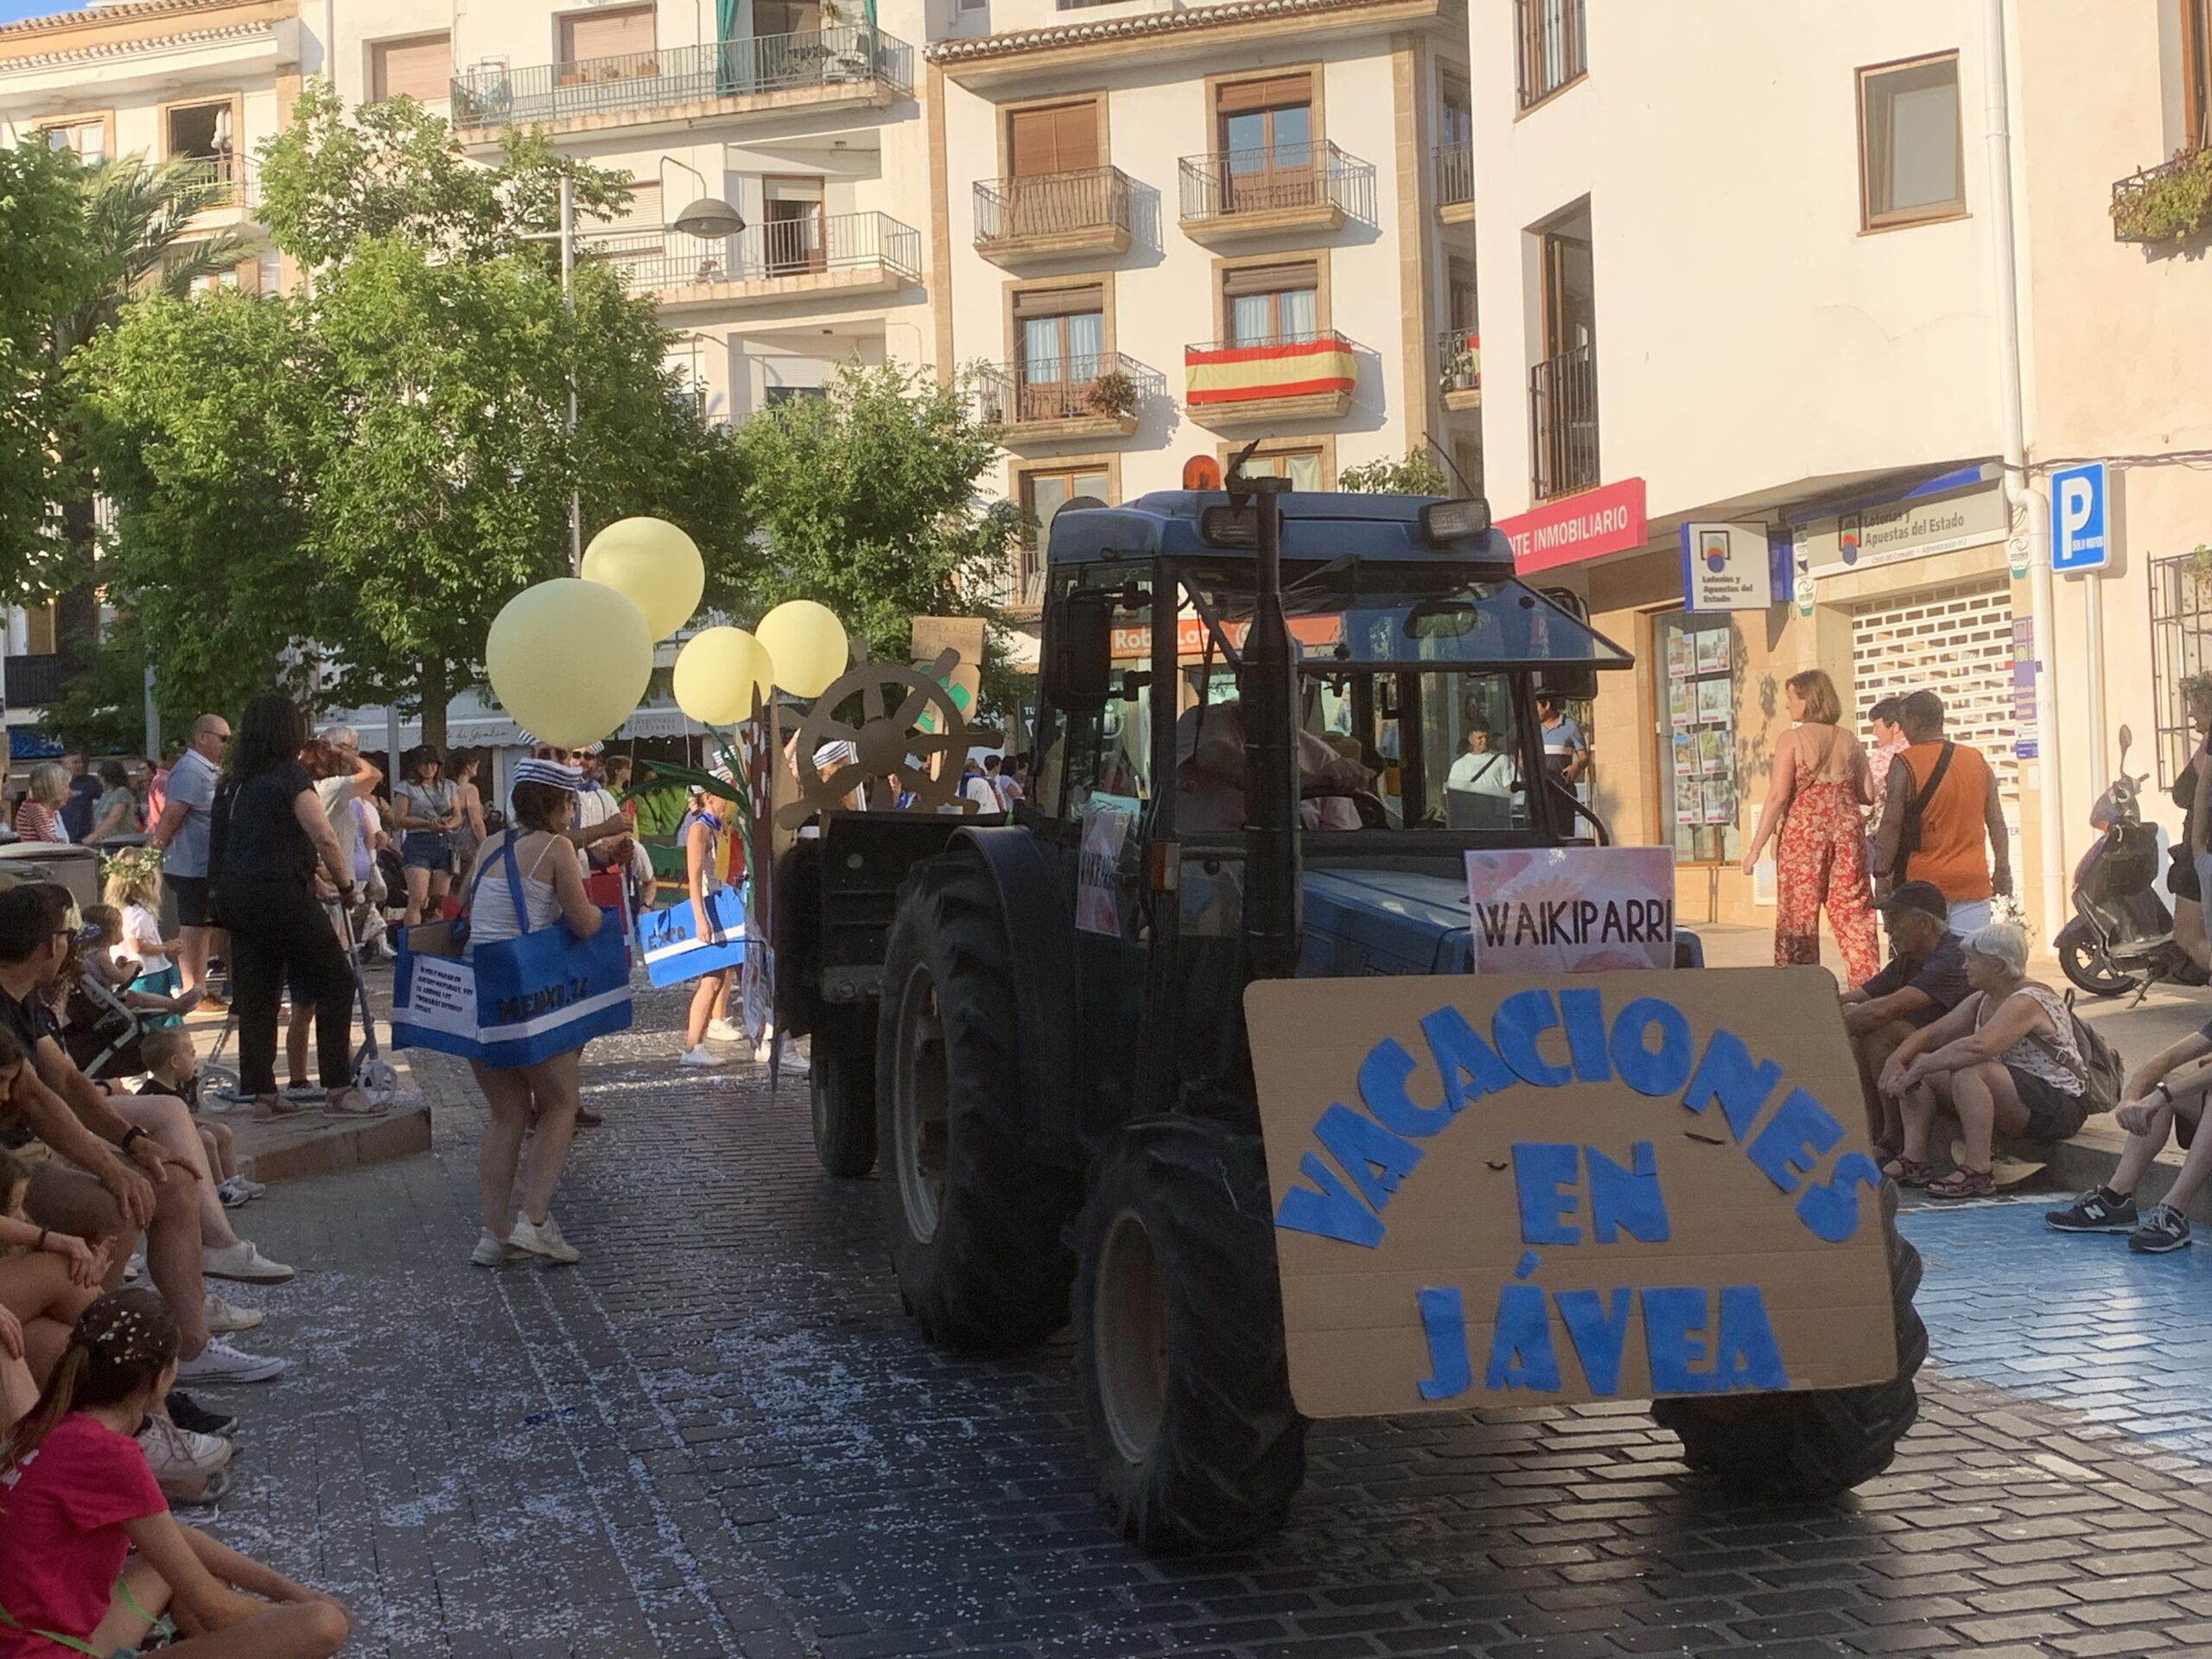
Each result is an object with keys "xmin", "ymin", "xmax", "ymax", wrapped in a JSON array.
[{"xmin": 1497, "ymin": 478, "xmax": 1649, "ymax": 575}]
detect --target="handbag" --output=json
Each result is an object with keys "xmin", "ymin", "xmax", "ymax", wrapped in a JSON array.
[
  {"xmin": 392, "ymin": 832, "xmax": 632, "ymax": 1068},
  {"xmin": 636, "ymin": 882, "xmax": 747, "ymax": 988}
]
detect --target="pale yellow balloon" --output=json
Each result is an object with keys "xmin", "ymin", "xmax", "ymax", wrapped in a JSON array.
[
  {"xmin": 581, "ymin": 517, "xmax": 705, "ymax": 640},
  {"xmin": 486, "ymin": 579, "xmax": 653, "ymax": 749},
  {"xmin": 755, "ymin": 600, "xmax": 849, "ymax": 698},
  {"xmin": 671, "ymin": 626, "xmax": 775, "ymax": 726}
]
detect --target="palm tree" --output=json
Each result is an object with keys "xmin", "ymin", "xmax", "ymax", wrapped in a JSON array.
[{"xmin": 48, "ymin": 155, "xmax": 251, "ymax": 676}]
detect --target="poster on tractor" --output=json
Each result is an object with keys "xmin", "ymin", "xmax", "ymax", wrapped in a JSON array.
[{"xmin": 1245, "ymin": 969, "xmax": 1897, "ymax": 1419}]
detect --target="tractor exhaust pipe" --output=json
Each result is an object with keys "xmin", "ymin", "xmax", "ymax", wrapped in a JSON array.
[{"xmin": 1242, "ymin": 474, "xmax": 1300, "ymax": 982}]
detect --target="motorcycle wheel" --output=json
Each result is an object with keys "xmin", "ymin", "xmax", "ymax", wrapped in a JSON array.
[{"xmin": 2059, "ymin": 935, "xmax": 2137, "ymax": 998}]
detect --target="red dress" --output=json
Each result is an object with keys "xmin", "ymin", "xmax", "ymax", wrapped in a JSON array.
[{"xmin": 1774, "ymin": 753, "xmax": 1879, "ymax": 986}]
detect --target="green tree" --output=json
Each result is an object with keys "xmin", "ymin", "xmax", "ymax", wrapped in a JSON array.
[
  {"xmin": 737, "ymin": 361, "xmax": 1022, "ymax": 696},
  {"xmin": 1338, "ymin": 449, "xmax": 1452, "ymax": 496}
]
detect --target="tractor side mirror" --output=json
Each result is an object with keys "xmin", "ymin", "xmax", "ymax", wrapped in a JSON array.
[
  {"xmin": 1535, "ymin": 666, "xmax": 1599, "ymax": 705},
  {"xmin": 1044, "ymin": 588, "xmax": 1116, "ymax": 711}
]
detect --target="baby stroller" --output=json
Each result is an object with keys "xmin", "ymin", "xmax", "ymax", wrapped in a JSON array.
[
  {"xmin": 200, "ymin": 901, "xmax": 402, "ymax": 1107},
  {"xmin": 60, "ymin": 958, "xmax": 157, "ymax": 1084}
]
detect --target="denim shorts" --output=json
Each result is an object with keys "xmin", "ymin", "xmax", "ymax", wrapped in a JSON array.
[{"xmin": 401, "ymin": 830, "xmax": 453, "ymax": 873}]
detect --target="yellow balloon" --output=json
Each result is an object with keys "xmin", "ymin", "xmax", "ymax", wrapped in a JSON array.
[
  {"xmin": 581, "ymin": 517, "xmax": 705, "ymax": 640},
  {"xmin": 671, "ymin": 626, "xmax": 774, "ymax": 726},
  {"xmin": 755, "ymin": 600, "xmax": 849, "ymax": 699},
  {"xmin": 486, "ymin": 579, "xmax": 653, "ymax": 749}
]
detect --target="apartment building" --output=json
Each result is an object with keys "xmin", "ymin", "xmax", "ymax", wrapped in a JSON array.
[
  {"xmin": 931, "ymin": 0, "xmax": 1479, "ymax": 618},
  {"xmin": 1468, "ymin": 0, "xmax": 2212, "ymax": 944},
  {"xmin": 0, "ymin": 0, "xmax": 311, "ymax": 760}
]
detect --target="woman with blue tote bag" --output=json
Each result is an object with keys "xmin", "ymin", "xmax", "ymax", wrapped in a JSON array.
[{"xmin": 466, "ymin": 758, "xmax": 607, "ymax": 1268}]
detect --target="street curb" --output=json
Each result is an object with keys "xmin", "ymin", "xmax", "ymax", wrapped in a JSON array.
[
  {"xmin": 2037, "ymin": 1124, "xmax": 2212, "ymax": 1224},
  {"xmin": 231, "ymin": 1101, "xmax": 433, "ymax": 1184}
]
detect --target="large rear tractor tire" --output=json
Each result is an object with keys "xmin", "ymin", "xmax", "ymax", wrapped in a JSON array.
[
  {"xmin": 1074, "ymin": 1116, "xmax": 1306, "ymax": 1553},
  {"xmin": 810, "ymin": 1011, "xmax": 877, "ymax": 1179},
  {"xmin": 1651, "ymin": 1180, "xmax": 1927, "ymax": 1500},
  {"xmin": 875, "ymin": 853, "xmax": 1081, "ymax": 1353}
]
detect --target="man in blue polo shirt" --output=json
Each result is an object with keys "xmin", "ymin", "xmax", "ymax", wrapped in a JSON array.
[{"xmin": 1840, "ymin": 880, "xmax": 1971, "ymax": 1160}]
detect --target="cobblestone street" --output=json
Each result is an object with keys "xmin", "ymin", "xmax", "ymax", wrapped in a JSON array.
[{"xmin": 187, "ymin": 991, "xmax": 2212, "ymax": 1659}]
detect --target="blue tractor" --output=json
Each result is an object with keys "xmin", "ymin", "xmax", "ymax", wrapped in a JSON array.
[{"xmin": 779, "ymin": 479, "xmax": 1925, "ymax": 1552}]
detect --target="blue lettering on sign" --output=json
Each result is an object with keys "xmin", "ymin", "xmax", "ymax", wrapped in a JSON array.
[
  {"xmin": 1554, "ymin": 1287, "xmax": 1633, "ymax": 1395},
  {"xmin": 1494, "ymin": 989, "xmax": 1573, "ymax": 1087},
  {"xmin": 1512, "ymin": 1143, "xmax": 1583, "ymax": 1244},
  {"xmin": 1796, "ymin": 1152, "xmax": 1885, "ymax": 1243},
  {"xmin": 1586, "ymin": 1142, "xmax": 1669, "ymax": 1243},
  {"xmin": 1745, "ymin": 1089, "xmax": 1843, "ymax": 1195},
  {"xmin": 1610, "ymin": 998, "xmax": 1694, "ymax": 1096},
  {"xmin": 1484, "ymin": 1283, "xmax": 1560, "ymax": 1391},
  {"xmin": 1415, "ymin": 1287, "xmax": 1471, "ymax": 1400},
  {"xmin": 1311, "ymin": 1103, "xmax": 1423, "ymax": 1210},
  {"xmin": 1558, "ymin": 988, "xmax": 1613, "ymax": 1084}
]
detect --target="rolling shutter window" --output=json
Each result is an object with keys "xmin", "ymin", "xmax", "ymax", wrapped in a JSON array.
[
  {"xmin": 620, "ymin": 181, "xmax": 663, "ymax": 226},
  {"xmin": 1007, "ymin": 102, "xmax": 1098, "ymax": 176},
  {"xmin": 1848, "ymin": 576, "xmax": 2020, "ymax": 818},
  {"xmin": 1217, "ymin": 73, "xmax": 1311, "ymax": 114},
  {"xmin": 1012, "ymin": 283, "xmax": 1104, "ymax": 320},
  {"xmin": 1222, "ymin": 260, "xmax": 1317, "ymax": 299},
  {"xmin": 561, "ymin": 5, "xmax": 656, "ymax": 63},
  {"xmin": 372, "ymin": 34, "xmax": 452, "ymax": 102}
]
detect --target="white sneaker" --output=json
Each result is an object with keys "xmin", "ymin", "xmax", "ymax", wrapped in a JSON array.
[
  {"xmin": 138, "ymin": 1414, "xmax": 234, "ymax": 1491},
  {"xmin": 470, "ymin": 1229, "xmax": 525, "ymax": 1267},
  {"xmin": 123, "ymin": 1253, "xmax": 144, "ymax": 1282},
  {"xmin": 203, "ymin": 1292, "xmax": 264, "ymax": 1333},
  {"xmin": 678, "ymin": 1046, "xmax": 724, "ymax": 1068},
  {"xmin": 201, "ymin": 1240, "xmax": 295, "ymax": 1284},
  {"xmin": 508, "ymin": 1213, "xmax": 581, "ymax": 1265},
  {"xmin": 706, "ymin": 1018, "xmax": 743, "ymax": 1042},
  {"xmin": 174, "ymin": 1338, "xmax": 288, "ymax": 1384},
  {"xmin": 231, "ymin": 1175, "xmax": 267, "ymax": 1199}
]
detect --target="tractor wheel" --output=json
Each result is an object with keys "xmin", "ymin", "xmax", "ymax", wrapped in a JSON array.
[
  {"xmin": 875, "ymin": 853, "xmax": 1080, "ymax": 1353},
  {"xmin": 1652, "ymin": 1179, "xmax": 1927, "ymax": 1500},
  {"xmin": 1074, "ymin": 1116, "xmax": 1306, "ymax": 1554},
  {"xmin": 810, "ymin": 1016, "xmax": 877, "ymax": 1179}
]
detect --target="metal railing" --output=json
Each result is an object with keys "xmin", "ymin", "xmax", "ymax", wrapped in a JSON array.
[
  {"xmin": 970, "ymin": 554, "xmax": 1046, "ymax": 611},
  {"xmin": 1529, "ymin": 342, "xmax": 1599, "ymax": 501},
  {"xmin": 973, "ymin": 166, "xmax": 1133, "ymax": 246},
  {"xmin": 2112, "ymin": 148, "xmax": 2211, "ymax": 244},
  {"xmin": 450, "ymin": 27, "xmax": 913, "ymax": 127},
  {"xmin": 1178, "ymin": 141, "xmax": 1375, "ymax": 224},
  {"xmin": 1432, "ymin": 141, "xmax": 1473, "ymax": 207},
  {"xmin": 594, "ymin": 210, "xmax": 920, "ymax": 292},
  {"xmin": 1515, "ymin": 0, "xmax": 1587, "ymax": 109},
  {"xmin": 172, "ymin": 155, "xmax": 246, "ymax": 208},
  {"xmin": 3, "ymin": 655, "xmax": 63, "ymax": 708},
  {"xmin": 1438, "ymin": 327, "xmax": 1480, "ymax": 395},
  {"xmin": 973, "ymin": 351, "xmax": 1163, "ymax": 427}
]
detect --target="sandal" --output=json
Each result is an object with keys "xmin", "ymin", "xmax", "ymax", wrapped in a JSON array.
[
  {"xmin": 320, "ymin": 1086, "xmax": 389, "ymax": 1118},
  {"xmin": 250, "ymin": 1094, "xmax": 311, "ymax": 1121},
  {"xmin": 1882, "ymin": 1155, "xmax": 1936, "ymax": 1188},
  {"xmin": 1871, "ymin": 1141, "xmax": 1903, "ymax": 1171},
  {"xmin": 1927, "ymin": 1166, "xmax": 1995, "ymax": 1200}
]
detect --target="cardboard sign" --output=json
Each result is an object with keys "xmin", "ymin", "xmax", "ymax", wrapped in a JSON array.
[
  {"xmin": 1075, "ymin": 809, "xmax": 1132, "ymax": 936},
  {"xmin": 1465, "ymin": 848, "xmax": 1675, "ymax": 973},
  {"xmin": 1247, "ymin": 969, "xmax": 1898, "ymax": 1419}
]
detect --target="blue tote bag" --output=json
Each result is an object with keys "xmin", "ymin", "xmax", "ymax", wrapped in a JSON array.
[
  {"xmin": 636, "ymin": 882, "xmax": 747, "ymax": 988},
  {"xmin": 393, "ymin": 833, "xmax": 632, "ymax": 1068}
]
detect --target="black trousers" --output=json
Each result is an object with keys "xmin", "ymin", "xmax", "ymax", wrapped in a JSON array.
[{"xmin": 218, "ymin": 876, "xmax": 353, "ymax": 1095}]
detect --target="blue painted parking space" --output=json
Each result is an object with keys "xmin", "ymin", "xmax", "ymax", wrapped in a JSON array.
[{"xmin": 1900, "ymin": 1196, "xmax": 2212, "ymax": 1459}]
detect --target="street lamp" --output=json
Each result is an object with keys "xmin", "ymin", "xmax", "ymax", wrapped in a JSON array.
[{"xmin": 546, "ymin": 157, "xmax": 745, "ymax": 571}]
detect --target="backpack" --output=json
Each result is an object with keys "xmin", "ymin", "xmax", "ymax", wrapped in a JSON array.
[
  {"xmin": 2063, "ymin": 993, "xmax": 2125, "ymax": 1116},
  {"xmin": 1891, "ymin": 741, "xmax": 1955, "ymax": 880}
]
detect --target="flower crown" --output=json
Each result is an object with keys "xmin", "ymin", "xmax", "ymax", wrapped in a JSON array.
[{"xmin": 100, "ymin": 845, "xmax": 164, "ymax": 887}]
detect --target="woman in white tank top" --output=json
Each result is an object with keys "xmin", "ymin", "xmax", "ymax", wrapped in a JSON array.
[{"xmin": 463, "ymin": 759, "xmax": 605, "ymax": 1270}]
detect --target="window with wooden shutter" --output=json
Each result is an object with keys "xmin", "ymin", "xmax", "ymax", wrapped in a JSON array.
[
  {"xmin": 1223, "ymin": 260, "xmax": 1319, "ymax": 345},
  {"xmin": 1012, "ymin": 283, "xmax": 1105, "ymax": 320},
  {"xmin": 372, "ymin": 34, "xmax": 452, "ymax": 102},
  {"xmin": 1216, "ymin": 73, "xmax": 1311, "ymax": 115},
  {"xmin": 560, "ymin": 4, "xmax": 655, "ymax": 64},
  {"xmin": 1007, "ymin": 101, "xmax": 1098, "ymax": 177}
]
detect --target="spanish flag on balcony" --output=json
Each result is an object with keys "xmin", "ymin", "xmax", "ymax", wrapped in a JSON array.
[{"xmin": 1185, "ymin": 334, "xmax": 1355, "ymax": 407}]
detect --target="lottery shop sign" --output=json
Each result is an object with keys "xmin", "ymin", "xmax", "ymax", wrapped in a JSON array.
[{"xmin": 1244, "ymin": 968, "xmax": 1897, "ymax": 1417}]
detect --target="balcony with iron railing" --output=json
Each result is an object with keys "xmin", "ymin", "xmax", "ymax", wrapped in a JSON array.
[
  {"xmin": 594, "ymin": 211, "xmax": 921, "ymax": 308},
  {"xmin": 172, "ymin": 155, "xmax": 256, "ymax": 219},
  {"xmin": 2112, "ymin": 146, "xmax": 2212, "ymax": 245},
  {"xmin": 1177, "ymin": 142, "xmax": 1374, "ymax": 243},
  {"xmin": 1516, "ymin": 0, "xmax": 1587, "ymax": 110},
  {"xmin": 1438, "ymin": 327, "xmax": 1480, "ymax": 410},
  {"xmin": 1432, "ymin": 141, "xmax": 1473, "ymax": 219},
  {"xmin": 1529, "ymin": 342, "xmax": 1599, "ymax": 502},
  {"xmin": 973, "ymin": 166, "xmax": 1135, "ymax": 263},
  {"xmin": 973, "ymin": 351, "xmax": 1164, "ymax": 442},
  {"xmin": 1185, "ymin": 328, "xmax": 1357, "ymax": 428},
  {"xmin": 970, "ymin": 552, "xmax": 1046, "ymax": 617},
  {"xmin": 449, "ymin": 27, "xmax": 913, "ymax": 138}
]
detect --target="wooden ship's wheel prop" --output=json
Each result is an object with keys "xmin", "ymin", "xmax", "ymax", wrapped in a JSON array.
[{"xmin": 778, "ymin": 648, "xmax": 974, "ymax": 827}]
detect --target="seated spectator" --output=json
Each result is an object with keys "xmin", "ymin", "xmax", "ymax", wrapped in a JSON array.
[
  {"xmin": 1878, "ymin": 921, "xmax": 2090, "ymax": 1198},
  {"xmin": 139, "ymin": 1028, "xmax": 263, "ymax": 1212},
  {"xmin": 11, "ymin": 763, "xmax": 72, "ymax": 844},
  {"xmin": 86, "ymin": 761, "xmax": 139, "ymax": 844},
  {"xmin": 2046, "ymin": 1022, "xmax": 2212, "ymax": 1253},
  {"xmin": 0, "ymin": 1137, "xmax": 107, "ymax": 1428},
  {"xmin": 0, "ymin": 1288, "xmax": 352, "ymax": 1654},
  {"xmin": 1840, "ymin": 880, "xmax": 1973, "ymax": 1162}
]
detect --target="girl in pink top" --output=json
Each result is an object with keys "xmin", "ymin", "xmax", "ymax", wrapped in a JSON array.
[{"xmin": 0, "ymin": 1289, "xmax": 350, "ymax": 1658}]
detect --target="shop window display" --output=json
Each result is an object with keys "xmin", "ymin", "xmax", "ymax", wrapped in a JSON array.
[{"xmin": 1656, "ymin": 612, "xmax": 1738, "ymax": 864}]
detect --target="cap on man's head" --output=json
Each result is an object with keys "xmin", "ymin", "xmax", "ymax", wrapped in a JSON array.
[{"xmin": 1876, "ymin": 880, "xmax": 1948, "ymax": 923}]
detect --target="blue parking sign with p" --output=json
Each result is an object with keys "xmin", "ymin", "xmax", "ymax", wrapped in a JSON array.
[{"xmin": 2050, "ymin": 462, "xmax": 2108, "ymax": 574}]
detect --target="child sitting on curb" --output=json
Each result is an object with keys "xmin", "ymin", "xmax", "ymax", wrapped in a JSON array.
[
  {"xmin": 137, "ymin": 1030, "xmax": 264, "ymax": 1211},
  {"xmin": 2046, "ymin": 1017, "xmax": 2212, "ymax": 1253},
  {"xmin": 0, "ymin": 1289, "xmax": 350, "ymax": 1658}
]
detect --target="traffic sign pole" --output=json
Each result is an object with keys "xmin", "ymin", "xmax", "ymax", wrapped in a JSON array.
[{"xmin": 2051, "ymin": 461, "xmax": 2112, "ymax": 823}]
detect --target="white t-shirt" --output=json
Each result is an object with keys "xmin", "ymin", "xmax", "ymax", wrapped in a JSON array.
[
  {"xmin": 1447, "ymin": 750, "xmax": 1516, "ymax": 798},
  {"xmin": 117, "ymin": 903, "xmax": 170, "ymax": 976}
]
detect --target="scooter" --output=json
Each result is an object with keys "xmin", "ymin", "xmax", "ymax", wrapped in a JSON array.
[{"xmin": 2054, "ymin": 722, "xmax": 2209, "ymax": 999}]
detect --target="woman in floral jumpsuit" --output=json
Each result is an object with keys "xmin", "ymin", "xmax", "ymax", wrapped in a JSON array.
[{"xmin": 1740, "ymin": 668, "xmax": 1879, "ymax": 985}]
